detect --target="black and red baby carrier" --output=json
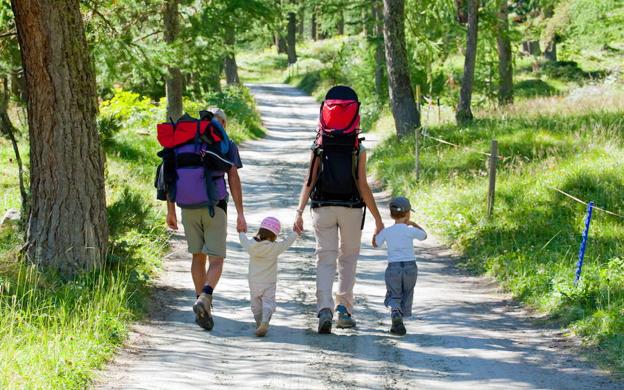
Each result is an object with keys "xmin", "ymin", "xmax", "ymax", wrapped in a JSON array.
[
  {"xmin": 308, "ymin": 86, "xmax": 365, "ymax": 221},
  {"xmin": 155, "ymin": 110, "xmax": 233, "ymax": 217}
]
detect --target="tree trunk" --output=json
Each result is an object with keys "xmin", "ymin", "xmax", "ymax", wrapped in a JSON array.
[
  {"xmin": 373, "ymin": 0, "xmax": 386, "ymax": 100},
  {"xmin": 311, "ymin": 11, "xmax": 317, "ymax": 40},
  {"xmin": 298, "ymin": 6, "xmax": 304, "ymax": 38},
  {"xmin": 12, "ymin": 0, "xmax": 108, "ymax": 277},
  {"xmin": 164, "ymin": 0, "xmax": 183, "ymax": 121},
  {"xmin": 543, "ymin": 40, "xmax": 557, "ymax": 61},
  {"xmin": 286, "ymin": 11, "xmax": 297, "ymax": 64},
  {"xmin": 382, "ymin": 0, "xmax": 419, "ymax": 139},
  {"xmin": 336, "ymin": 11, "xmax": 344, "ymax": 35},
  {"xmin": 521, "ymin": 40, "xmax": 540, "ymax": 56},
  {"xmin": 456, "ymin": 0, "xmax": 479, "ymax": 125},
  {"xmin": 496, "ymin": 0, "xmax": 513, "ymax": 105},
  {"xmin": 224, "ymin": 24, "xmax": 240, "ymax": 85},
  {"xmin": 275, "ymin": 32, "xmax": 287, "ymax": 54}
]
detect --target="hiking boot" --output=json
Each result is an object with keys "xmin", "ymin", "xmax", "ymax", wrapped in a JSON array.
[
  {"xmin": 390, "ymin": 309, "xmax": 406, "ymax": 336},
  {"xmin": 193, "ymin": 293, "xmax": 214, "ymax": 331},
  {"xmin": 335, "ymin": 305, "xmax": 356, "ymax": 329},
  {"xmin": 255, "ymin": 322, "xmax": 269, "ymax": 337},
  {"xmin": 317, "ymin": 308, "xmax": 333, "ymax": 334}
]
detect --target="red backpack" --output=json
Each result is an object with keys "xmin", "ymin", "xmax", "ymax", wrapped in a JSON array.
[
  {"xmin": 156, "ymin": 112, "xmax": 224, "ymax": 149},
  {"xmin": 308, "ymin": 86, "xmax": 365, "ymax": 210},
  {"xmin": 154, "ymin": 111, "xmax": 233, "ymax": 216},
  {"xmin": 317, "ymin": 98, "xmax": 361, "ymax": 147}
]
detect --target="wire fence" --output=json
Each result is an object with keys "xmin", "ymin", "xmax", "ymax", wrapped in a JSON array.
[
  {"xmin": 412, "ymin": 95, "xmax": 622, "ymax": 283},
  {"xmin": 414, "ymin": 96, "xmax": 623, "ymax": 219}
]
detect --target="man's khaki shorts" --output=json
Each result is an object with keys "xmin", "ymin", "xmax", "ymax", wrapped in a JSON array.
[{"xmin": 180, "ymin": 207, "xmax": 227, "ymax": 257}]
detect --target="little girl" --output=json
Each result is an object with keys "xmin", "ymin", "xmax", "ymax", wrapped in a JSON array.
[{"xmin": 239, "ymin": 216, "xmax": 298, "ymax": 337}]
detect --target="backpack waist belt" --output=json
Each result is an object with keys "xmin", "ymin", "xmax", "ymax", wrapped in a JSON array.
[{"xmin": 310, "ymin": 200, "xmax": 365, "ymax": 209}]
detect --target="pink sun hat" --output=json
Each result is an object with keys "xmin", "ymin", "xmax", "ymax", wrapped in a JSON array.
[{"xmin": 260, "ymin": 217, "xmax": 281, "ymax": 236}]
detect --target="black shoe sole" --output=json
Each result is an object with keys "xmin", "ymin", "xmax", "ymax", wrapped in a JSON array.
[
  {"xmin": 390, "ymin": 317, "xmax": 406, "ymax": 336},
  {"xmin": 193, "ymin": 303, "xmax": 214, "ymax": 331},
  {"xmin": 318, "ymin": 319, "xmax": 332, "ymax": 334}
]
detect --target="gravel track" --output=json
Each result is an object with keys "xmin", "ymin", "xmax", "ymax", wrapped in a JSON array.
[{"xmin": 96, "ymin": 83, "xmax": 618, "ymax": 390}]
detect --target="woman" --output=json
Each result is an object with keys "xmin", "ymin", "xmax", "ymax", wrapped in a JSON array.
[{"xmin": 293, "ymin": 86, "xmax": 384, "ymax": 334}]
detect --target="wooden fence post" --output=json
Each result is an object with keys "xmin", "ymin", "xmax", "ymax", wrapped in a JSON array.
[
  {"xmin": 415, "ymin": 84, "xmax": 421, "ymax": 110},
  {"xmin": 415, "ymin": 85, "xmax": 421, "ymax": 182},
  {"xmin": 487, "ymin": 140, "xmax": 498, "ymax": 218},
  {"xmin": 415, "ymin": 124, "xmax": 420, "ymax": 182},
  {"xmin": 437, "ymin": 97, "xmax": 441, "ymax": 123}
]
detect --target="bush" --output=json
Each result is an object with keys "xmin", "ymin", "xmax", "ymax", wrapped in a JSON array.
[
  {"xmin": 514, "ymin": 79, "xmax": 559, "ymax": 98},
  {"xmin": 541, "ymin": 61, "xmax": 594, "ymax": 82},
  {"xmin": 97, "ymin": 115, "xmax": 122, "ymax": 145}
]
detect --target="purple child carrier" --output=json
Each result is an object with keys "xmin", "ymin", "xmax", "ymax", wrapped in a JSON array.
[{"xmin": 155, "ymin": 112, "xmax": 234, "ymax": 216}]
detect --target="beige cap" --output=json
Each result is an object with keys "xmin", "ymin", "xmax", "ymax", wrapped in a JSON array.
[{"xmin": 210, "ymin": 107, "xmax": 227, "ymax": 122}]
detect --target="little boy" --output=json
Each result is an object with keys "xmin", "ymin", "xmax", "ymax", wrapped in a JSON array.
[{"xmin": 373, "ymin": 196, "xmax": 427, "ymax": 335}]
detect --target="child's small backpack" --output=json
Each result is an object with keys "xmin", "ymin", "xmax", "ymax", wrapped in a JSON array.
[
  {"xmin": 308, "ymin": 85, "xmax": 365, "ymax": 210},
  {"xmin": 155, "ymin": 111, "xmax": 233, "ymax": 216}
]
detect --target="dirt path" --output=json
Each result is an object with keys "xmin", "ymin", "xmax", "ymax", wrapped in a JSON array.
[{"xmin": 97, "ymin": 84, "xmax": 618, "ymax": 389}]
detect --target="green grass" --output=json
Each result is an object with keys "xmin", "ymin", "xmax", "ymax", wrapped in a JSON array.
[
  {"xmin": 0, "ymin": 84, "xmax": 265, "ymax": 388},
  {"xmin": 0, "ymin": 137, "xmax": 23, "ymax": 214},
  {"xmin": 369, "ymin": 86, "xmax": 624, "ymax": 374}
]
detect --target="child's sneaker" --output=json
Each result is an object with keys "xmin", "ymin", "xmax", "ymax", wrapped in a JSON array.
[
  {"xmin": 317, "ymin": 308, "xmax": 333, "ymax": 334},
  {"xmin": 390, "ymin": 309, "xmax": 406, "ymax": 336},
  {"xmin": 336, "ymin": 304, "xmax": 356, "ymax": 329},
  {"xmin": 193, "ymin": 293, "xmax": 214, "ymax": 331},
  {"xmin": 255, "ymin": 322, "xmax": 269, "ymax": 337}
]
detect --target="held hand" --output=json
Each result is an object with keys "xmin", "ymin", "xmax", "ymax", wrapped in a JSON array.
[
  {"xmin": 237, "ymin": 214, "xmax": 247, "ymax": 233},
  {"xmin": 166, "ymin": 212, "xmax": 178, "ymax": 230},
  {"xmin": 372, "ymin": 220, "xmax": 384, "ymax": 246},
  {"xmin": 293, "ymin": 214, "xmax": 304, "ymax": 234}
]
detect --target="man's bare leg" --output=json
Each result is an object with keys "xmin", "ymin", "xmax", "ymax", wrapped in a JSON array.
[
  {"xmin": 191, "ymin": 253, "xmax": 207, "ymax": 296},
  {"xmin": 205, "ymin": 256, "xmax": 224, "ymax": 290}
]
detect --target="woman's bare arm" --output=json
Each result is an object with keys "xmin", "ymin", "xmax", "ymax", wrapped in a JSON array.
[{"xmin": 293, "ymin": 152, "xmax": 320, "ymax": 233}]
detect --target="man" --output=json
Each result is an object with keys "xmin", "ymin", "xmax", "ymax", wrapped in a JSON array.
[
  {"xmin": 165, "ymin": 108, "xmax": 247, "ymax": 330},
  {"xmin": 293, "ymin": 86, "xmax": 384, "ymax": 334}
]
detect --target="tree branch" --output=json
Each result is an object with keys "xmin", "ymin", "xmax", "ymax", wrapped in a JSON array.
[
  {"xmin": 83, "ymin": 1, "xmax": 120, "ymax": 35},
  {"xmin": 0, "ymin": 30, "xmax": 17, "ymax": 39},
  {"xmin": 134, "ymin": 30, "xmax": 162, "ymax": 42}
]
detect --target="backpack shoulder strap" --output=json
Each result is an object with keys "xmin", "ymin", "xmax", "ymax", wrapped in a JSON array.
[
  {"xmin": 306, "ymin": 145, "xmax": 322, "ymax": 187},
  {"xmin": 353, "ymin": 137, "xmax": 364, "ymax": 181}
]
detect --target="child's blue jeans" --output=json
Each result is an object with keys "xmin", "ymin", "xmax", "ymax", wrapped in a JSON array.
[{"xmin": 384, "ymin": 260, "xmax": 418, "ymax": 317}]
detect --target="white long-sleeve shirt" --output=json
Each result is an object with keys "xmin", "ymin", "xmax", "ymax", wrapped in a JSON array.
[
  {"xmin": 239, "ymin": 231, "xmax": 298, "ymax": 284},
  {"xmin": 375, "ymin": 223, "xmax": 427, "ymax": 263}
]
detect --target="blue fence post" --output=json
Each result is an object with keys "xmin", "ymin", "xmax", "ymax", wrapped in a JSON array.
[{"xmin": 574, "ymin": 201, "xmax": 594, "ymax": 286}]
